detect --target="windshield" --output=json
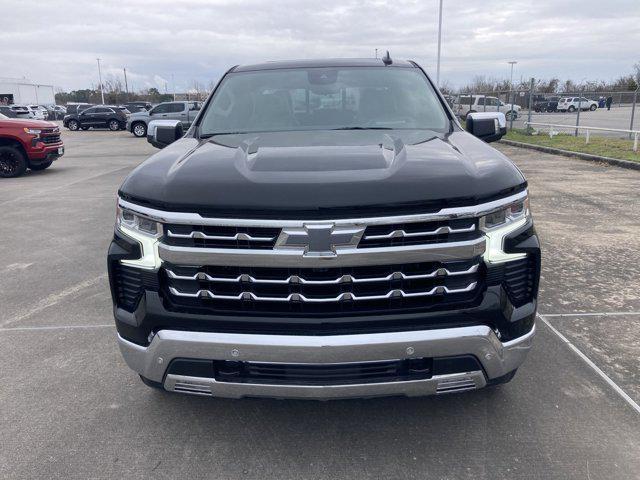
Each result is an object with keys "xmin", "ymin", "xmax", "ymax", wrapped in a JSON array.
[{"xmin": 199, "ymin": 67, "xmax": 449, "ymax": 136}]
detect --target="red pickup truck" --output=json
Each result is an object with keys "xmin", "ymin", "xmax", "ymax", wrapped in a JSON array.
[{"xmin": 0, "ymin": 113, "xmax": 65, "ymax": 178}]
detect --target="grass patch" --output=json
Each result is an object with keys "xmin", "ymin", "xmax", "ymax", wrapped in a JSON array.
[{"xmin": 505, "ymin": 129, "xmax": 640, "ymax": 163}]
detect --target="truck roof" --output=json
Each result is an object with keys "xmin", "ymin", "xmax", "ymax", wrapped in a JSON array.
[{"xmin": 232, "ymin": 58, "xmax": 416, "ymax": 72}]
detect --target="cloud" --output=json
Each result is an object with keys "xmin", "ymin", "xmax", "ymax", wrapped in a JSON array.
[{"xmin": 1, "ymin": 0, "xmax": 639, "ymax": 91}]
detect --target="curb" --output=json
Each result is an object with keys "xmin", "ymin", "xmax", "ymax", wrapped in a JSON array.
[{"xmin": 499, "ymin": 139, "xmax": 640, "ymax": 171}]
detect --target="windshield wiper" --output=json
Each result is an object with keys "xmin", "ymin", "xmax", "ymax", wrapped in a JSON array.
[
  {"xmin": 199, "ymin": 131, "xmax": 251, "ymax": 139},
  {"xmin": 331, "ymin": 126, "xmax": 394, "ymax": 130}
]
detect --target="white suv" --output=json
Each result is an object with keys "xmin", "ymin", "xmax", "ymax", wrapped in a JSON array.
[
  {"xmin": 557, "ymin": 97, "xmax": 597, "ymax": 112},
  {"xmin": 454, "ymin": 95, "xmax": 521, "ymax": 120},
  {"xmin": 27, "ymin": 105, "xmax": 49, "ymax": 120}
]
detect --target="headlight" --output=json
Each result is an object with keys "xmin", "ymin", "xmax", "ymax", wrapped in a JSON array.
[
  {"xmin": 116, "ymin": 205, "xmax": 162, "ymax": 237},
  {"xmin": 481, "ymin": 195, "xmax": 531, "ymax": 264},
  {"xmin": 23, "ymin": 128, "xmax": 41, "ymax": 135},
  {"xmin": 480, "ymin": 196, "xmax": 530, "ymax": 231}
]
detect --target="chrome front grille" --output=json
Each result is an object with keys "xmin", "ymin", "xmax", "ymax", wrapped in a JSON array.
[
  {"xmin": 358, "ymin": 218, "xmax": 480, "ymax": 248},
  {"xmin": 163, "ymin": 218, "xmax": 481, "ymax": 250},
  {"xmin": 162, "ymin": 259, "xmax": 483, "ymax": 315},
  {"xmin": 164, "ymin": 224, "xmax": 280, "ymax": 249}
]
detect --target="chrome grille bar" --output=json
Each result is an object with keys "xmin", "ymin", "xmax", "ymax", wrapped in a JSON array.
[
  {"xmin": 168, "ymin": 282, "xmax": 477, "ymax": 303},
  {"xmin": 363, "ymin": 224, "xmax": 475, "ymax": 241},
  {"xmin": 167, "ymin": 230, "xmax": 275, "ymax": 242},
  {"xmin": 165, "ymin": 264, "xmax": 479, "ymax": 285}
]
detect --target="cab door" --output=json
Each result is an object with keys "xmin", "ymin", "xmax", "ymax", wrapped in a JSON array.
[
  {"xmin": 149, "ymin": 103, "xmax": 170, "ymax": 120},
  {"xmin": 78, "ymin": 107, "xmax": 97, "ymax": 127}
]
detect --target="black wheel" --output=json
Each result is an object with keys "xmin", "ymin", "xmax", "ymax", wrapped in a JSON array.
[
  {"xmin": 590, "ymin": 104, "xmax": 597, "ymax": 111},
  {"xmin": 506, "ymin": 110, "xmax": 517, "ymax": 120},
  {"xmin": 568, "ymin": 105, "xmax": 576, "ymax": 112},
  {"xmin": 30, "ymin": 161, "xmax": 53, "ymax": 171},
  {"xmin": 68, "ymin": 119, "xmax": 80, "ymax": 131},
  {"xmin": 108, "ymin": 119, "xmax": 120, "ymax": 131},
  {"xmin": 132, "ymin": 122, "xmax": 147, "ymax": 137},
  {"xmin": 139, "ymin": 375, "xmax": 165, "ymax": 390},
  {"xmin": 0, "ymin": 145, "xmax": 28, "ymax": 178}
]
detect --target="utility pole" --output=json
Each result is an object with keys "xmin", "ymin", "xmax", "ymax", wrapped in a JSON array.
[
  {"xmin": 123, "ymin": 68, "xmax": 129, "ymax": 101},
  {"xmin": 96, "ymin": 58, "xmax": 105, "ymax": 104},
  {"xmin": 172, "ymin": 74, "xmax": 176, "ymax": 101},
  {"xmin": 375, "ymin": 48, "xmax": 378, "ymax": 59},
  {"xmin": 436, "ymin": 0, "xmax": 443, "ymax": 87}
]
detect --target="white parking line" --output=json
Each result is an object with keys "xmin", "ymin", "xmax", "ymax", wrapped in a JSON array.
[
  {"xmin": 0, "ymin": 324, "xmax": 113, "ymax": 332},
  {"xmin": 542, "ymin": 312, "xmax": 640, "ymax": 318},
  {"xmin": 538, "ymin": 314, "xmax": 640, "ymax": 415},
  {"xmin": 0, "ymin": 273, "xmax": 107, "ymax": 328}
]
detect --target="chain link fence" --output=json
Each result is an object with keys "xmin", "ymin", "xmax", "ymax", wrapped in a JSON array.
[{"xmin": 447, "ymin": 84, "xmax": 639, "ymax": 139}]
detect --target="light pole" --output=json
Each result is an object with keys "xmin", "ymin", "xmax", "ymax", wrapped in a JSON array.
[
  {"xmin": 375, "ymin": 48, "xmax": 378, "ymax": 59},
  {"xmin": 96, "ymin": 58, "xmax": 105, "ymax": 104},
  {"xmin": 436, "ymin": 0, "xmax": 443, "ymax": 87},
  {"xmin": 508, "ymin": 61, "xmax": 517, "ymax": 89}
]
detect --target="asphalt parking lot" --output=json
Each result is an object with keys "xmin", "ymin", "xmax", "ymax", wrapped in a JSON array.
[
  {"xmin": 1, "ymin": 128, "xmax": 639, "ymax": 479},
  {"xmin": 512, "ymin": 105, "xmax": 637, "ymax": 136}
]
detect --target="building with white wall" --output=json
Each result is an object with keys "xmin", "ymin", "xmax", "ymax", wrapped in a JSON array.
[{"xmin": 0, "ymin": 78, "xmax": 56, "ymax": 105}]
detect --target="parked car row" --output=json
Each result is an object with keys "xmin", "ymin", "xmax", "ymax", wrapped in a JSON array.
[
  {"xmin": 533, "ymin": 96, "xmax": 598, "ymax": 113},
  {"xmin": 0, "ymin": 104, "xmax": 70, "ymax": 120}
]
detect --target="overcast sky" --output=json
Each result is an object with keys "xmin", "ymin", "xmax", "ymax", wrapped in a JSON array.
[{"xmin": 2, "ymin": 0, "xmax": 639, "ymax": 92}]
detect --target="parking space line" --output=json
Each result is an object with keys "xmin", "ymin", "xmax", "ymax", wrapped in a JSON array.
[
  {"xmin": 0, "ymin": 273, "xmax": 107, "ymax": 328},
  {"xmin": 542, "ymin": 312, "xmax": 640, "ymax": 318},
  {"xmin": 0, "ymin": 324, "xmax": 113, "ymax": 332},
  {"xmin": 538, "ymin": 314, "xmax": 640, "ymax": 415}
]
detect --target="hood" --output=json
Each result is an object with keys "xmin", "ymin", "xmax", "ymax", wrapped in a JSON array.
[
  {"xmin": 0, "ymin": 118, "xmax": 58, "ymax": 129},
  {"xmin": 119, "ymin": 129, "xmax": 526, "ymax": 218}
]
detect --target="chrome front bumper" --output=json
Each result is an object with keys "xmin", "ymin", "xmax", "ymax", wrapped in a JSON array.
[{"xmin": 118, "ymin": 324, "xmax": 535, "ymax": 399}]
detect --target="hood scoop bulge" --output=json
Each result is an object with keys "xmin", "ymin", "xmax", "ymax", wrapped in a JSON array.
[{"xmin": 236, "ymin": 135, "xmax": 405, "ymax": 173}]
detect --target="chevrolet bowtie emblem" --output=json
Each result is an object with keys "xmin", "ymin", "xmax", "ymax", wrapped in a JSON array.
[{"xmin": 275, "ymin": 224, "xmax": 365, "ymax": 257}]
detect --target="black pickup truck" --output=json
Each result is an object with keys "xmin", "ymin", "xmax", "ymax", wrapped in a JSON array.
[{"xmin": 108, "ymin": 57, "xmax": 540, "ymax": 399}]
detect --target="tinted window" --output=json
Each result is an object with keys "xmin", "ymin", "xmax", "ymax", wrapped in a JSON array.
[
  {"xmin": 199, "ymin": 67, "xmax": 449, "ymax": 136},
  {"xmin": 82, "ymin": 107, "xmax": 97, "ymax": 114},
  {"xmin": 167, "ymin": 103, "xmax": 185, "ymax": 113},
  {"xmin": 151, "ymin": 104, "xmax": 170, "ymax": 114},
  {"xmin": 457, "ymin": 96, "xmax": 475, "ymax": 105}
]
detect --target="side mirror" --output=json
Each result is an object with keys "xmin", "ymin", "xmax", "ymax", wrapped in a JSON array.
[
  {"xmin": 147, "ymin": 119, "xmax": 183, "ymax": 149},
  {"xmin": 466, "ymin": 112, "xmax": 506, "ymax": 143}
]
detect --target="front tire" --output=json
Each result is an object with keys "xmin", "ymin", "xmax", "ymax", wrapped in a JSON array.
[
  {"xmin": 590, "ymin": 104, "xmax": 597, "ymax": 111},
  {"xmin": 506, "ymin": 110, "xmax": 517, "ymax": 120},
  {"xmin": 0, "ymin": 146, "xmax": 28, "ymax": 178},
  {"xmin": 68, "ymin": 119, "xmax": 80, "ymax": 131},
  {"xmin": 132, "ymin": 122, "xmax": 147, "ymax": 137},
  {"xmin": 108, "ymin": 119, "xmax": 120, "ymax": 131},
  {"xmin": 30, "ymin": 161, "xmax": 53, "ymax": 171},
  {"xmin": 568, "ymin": 105, "xmax": 576, "ymax": 112}
]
